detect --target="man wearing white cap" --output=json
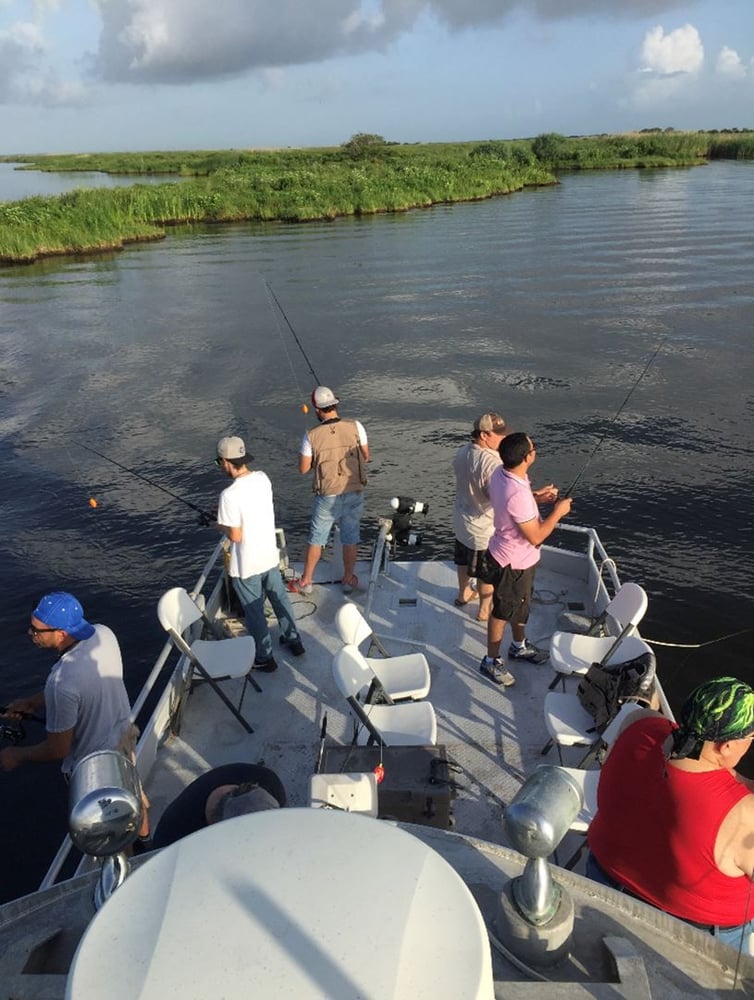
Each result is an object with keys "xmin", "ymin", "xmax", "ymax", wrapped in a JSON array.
[
  {"xmin": 215, "ymin": 435, "xmax": 304, "ymax": 670},
  {"xmin": 296, "ymin": 386, "xmax": 369, "ymax": 594},
  {"xmin": 0, "ymin": 592, "xmax": 132, "ymax": 778}
]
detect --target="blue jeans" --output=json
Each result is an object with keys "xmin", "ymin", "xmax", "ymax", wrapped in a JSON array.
[
  {"xmin": 232, "ymin": 568, "xmax": 299, "ymax": 661},
  {"xmin": 308, "ymin": 492, "xmax": 364, "ymax": 546},
  {"xmin": 586, "ymin": 852, "xmax": 754, "ymax": 954}
]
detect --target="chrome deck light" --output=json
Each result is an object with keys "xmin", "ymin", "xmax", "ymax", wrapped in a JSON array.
[
  {"xmin": 68, "ymin": 750, "xmax": 143, "ymax": 910},
  {"xmin": 497, "ymin": 765, "xmax": 584, "ymax": 967}
]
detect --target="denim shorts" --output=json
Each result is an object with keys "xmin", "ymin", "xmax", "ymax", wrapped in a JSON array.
[{"xmin": 309, "ymin": 491, "xmax": 364, "ymax": 546}]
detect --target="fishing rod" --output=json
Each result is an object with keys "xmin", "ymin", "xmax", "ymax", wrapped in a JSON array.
[
  {"xmin": 264, "ymin": 281, "xmax": 322, "ymax": 388},
  {"xmin": 565, "ymin": 337, "xmax": 665, "ymax": 496},
  {"xmin": 77, "ymin": 442, "xmax": 215, "ymax": 523}
]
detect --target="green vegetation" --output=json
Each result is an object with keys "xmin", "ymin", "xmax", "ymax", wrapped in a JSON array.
[{"xmin": 0, "ymin": 130, "xmax": 750, "ymax": 265}]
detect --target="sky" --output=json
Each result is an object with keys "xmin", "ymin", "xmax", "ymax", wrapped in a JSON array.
[{"xmin": 0, "ymin": 0, "xmax": 752, "ymax": 154}]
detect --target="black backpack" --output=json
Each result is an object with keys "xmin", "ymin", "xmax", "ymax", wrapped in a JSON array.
[{"xmin": 576, "ymin": 650, "xmax": 657, "ymax": 735}]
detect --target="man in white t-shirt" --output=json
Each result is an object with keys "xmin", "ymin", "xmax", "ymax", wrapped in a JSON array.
[
  {"xmin": 0, "ymin": 592, "xmax": 132, "ymax": 779},
  {"xmin": 216, "ymin": 436, "xmax": 304, "ymax": 671}
]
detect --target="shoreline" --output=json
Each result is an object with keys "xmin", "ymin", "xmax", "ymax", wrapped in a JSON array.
[{"xmin": 1, "ymin": 130, "xmax": 748, "ymax": 266}]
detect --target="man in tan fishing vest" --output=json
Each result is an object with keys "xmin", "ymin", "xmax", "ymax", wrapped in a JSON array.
[{"xmin": 296, "ymin": 386, "xmax": 369, "ymax": 595}]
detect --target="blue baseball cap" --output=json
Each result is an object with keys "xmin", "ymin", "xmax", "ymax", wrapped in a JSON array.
[{"xmin": 32, "ymin": 592, "xmax": 95, "ymax": 641}]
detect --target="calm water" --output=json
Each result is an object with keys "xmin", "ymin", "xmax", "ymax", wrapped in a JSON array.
[
  {"xmin": 0, "ymin": 161, "xmax": 183, "ymax": 202},
  {"xmin": 0, "ymin": 162, "xmax": 752, "ymax": 901}
]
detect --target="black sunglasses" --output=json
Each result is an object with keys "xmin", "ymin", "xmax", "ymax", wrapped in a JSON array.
[
  {"xmin": 28, "ymin": 624, "xmax": 58, "ymax": 635},
  {"xmin": 214, "ymin": 456, "xmax": 225, "ymax": 466}
]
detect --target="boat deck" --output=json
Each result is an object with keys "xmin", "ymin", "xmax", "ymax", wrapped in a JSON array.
[
  {"xmin": 145, "ymin": 552, "xmax": 594, "ymax": 858},
  {"xmin": 5, "ymin": 541, "xmax": 754, "ymax": 998}
]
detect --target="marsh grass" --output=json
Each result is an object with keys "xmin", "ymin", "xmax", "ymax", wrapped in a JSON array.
[{"xmin": 0, "ymin": 132, "xmax": 749, "ymax": 264}]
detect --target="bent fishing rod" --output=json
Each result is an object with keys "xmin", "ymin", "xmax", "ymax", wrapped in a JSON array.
[
  {"xmin": 264, "ymin": 281, "xmax": 322, "ymax": 388},
  {"xmin": 77, "ymin": 442, "xmax": 215, "ymax": 523},
  {"xmin": 565, "ymin": 336, "xmax": 665, "ymax": 497}
]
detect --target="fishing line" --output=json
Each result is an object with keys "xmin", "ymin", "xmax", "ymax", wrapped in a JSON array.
[
  {"xmin": 264, "ymin": 281, "xmax": 322, "ymax": 387},
  {"xmin": 565, "ymin": 336, "xmax": 665, "ymax": 496},
  {"xmin": 76, "ymin": 442, "xmax": 214, "ymax": 521},
  {"xmin": 265, "ymin": 283, "xmax": 306, "ymax": 399},
  {"xmin": 643, "ymin": 627, "xmax": 754, "ymax": 650}
]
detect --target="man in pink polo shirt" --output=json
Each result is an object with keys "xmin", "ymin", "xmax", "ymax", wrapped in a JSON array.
[{"xmin": 479, "ymin": 432, "xmax": 571, "ymax": 687}]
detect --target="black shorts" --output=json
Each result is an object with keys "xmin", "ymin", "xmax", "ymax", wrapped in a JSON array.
[
  {"xmin": 453, "ymin": 539, "xmax": 485, "ymax": 578},
  {"xmin": 492, "ymin": 564, "xmax": 537, "ymax": 625}
]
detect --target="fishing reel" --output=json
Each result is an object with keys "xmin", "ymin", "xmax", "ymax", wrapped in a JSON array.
[
  {"xmin": 389, "ymin": 496, "xmax": 429, "ymax": 547},
  {"xmin": 0, "ymin": 721, "xmax": 26, "ymax": 745}
]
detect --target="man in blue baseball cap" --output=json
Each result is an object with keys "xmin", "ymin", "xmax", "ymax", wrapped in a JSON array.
[{"xmin": 0, "ymin": 591, "xmax": 132, "ymax": 780}]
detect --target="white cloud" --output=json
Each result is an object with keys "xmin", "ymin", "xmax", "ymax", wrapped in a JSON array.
[
  {"xmin": 628, "ymin": 73, "xmax": 690, "ymax": 112},
  {"xmin": 716, "ymin": 46, "xmax": 747, "ymax": 80},
  {"xmin": 639, "ymin": 23, "xmax": 703, "ymax": 75},
  {"xmin": 4, "ymin": 19, "xmax": 44, "ymax": 48},
  {"xmin": 0, "ymin": 14, "xmax": 85, "ymax": 106},
  {"xmin": 25, "ymin": 73, "xmax": 87, "ymax": 105}
]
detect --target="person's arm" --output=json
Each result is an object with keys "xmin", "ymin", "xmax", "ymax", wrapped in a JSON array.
[
  {"xmin": 516, "ymin": 497, "xmax": 572, "ymax": 546},
  {"xmin": 299, "ymin": 431, "xmax": 313, "ymax": 475},
  {"xmin": 217, "ymin": 524, "xmax": 242, "ymax": 542},
  {"xmin": 0, "ymin": 728, "xmax": 73, "ymax": 772},
  {"xmin": 352, "ymin": 420, "xmax": 369, "ymax": 465},
  {"xmin": 2, "ymin": 691, "xmax": 45, "ymax": 718},
  {"xmin": 722, "ymin": 794, "xmax": 754, "ymax": 878},
  {"xmin": 217, "ymin": 490, "xmax": 242, "ymax": 543}
]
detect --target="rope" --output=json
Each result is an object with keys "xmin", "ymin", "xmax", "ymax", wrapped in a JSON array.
[{"xmin": 642, "ymin": 627, "xmax": 754, "ymax": 650}]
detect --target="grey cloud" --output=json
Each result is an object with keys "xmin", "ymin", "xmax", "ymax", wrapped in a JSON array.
[
  {"xmin": 428, "ymin": 0, "xmax": 691, "ymax": 28},
  {"xmin": 90, "ymin": 0, "xmax": 697, "ymax": 86},
  {"xmin": 92, "ymin": 0, "xmax": 418, "ymax": 84},
  {"xmin": 0, "ymin": 36, "xmax": 34, "ymax": 101}
]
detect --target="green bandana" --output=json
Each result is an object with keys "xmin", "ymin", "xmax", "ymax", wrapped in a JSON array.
[{"xmin": 671, "ymin": 676, "xmax": 754, "ymax": 760}]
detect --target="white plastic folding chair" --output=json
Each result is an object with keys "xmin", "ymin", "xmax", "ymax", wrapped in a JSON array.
[
  {"xmin": 550, "ymin": 767, "xmax": 600, "ymax": 870},
  {"xmin": 334, "ymin": 603, "xmax": 430, "ymax": 702},
  {"xmin": 309, "ymin": 773, "xmax": 379, "ymax": 816},
  {"xmin": 548, "ymin": 583, "xmax": 648, "ymax": 690},
  {"xmin": 157, "ymin": 587, "xmax": 260, "ymax": 734},
  {"xmin": 332, "ymin": 645, "xmax": 437, "ymax": 747},
  {"xmin": 540, "ymin": 692, "xmax": 646, "ymax": 766}
]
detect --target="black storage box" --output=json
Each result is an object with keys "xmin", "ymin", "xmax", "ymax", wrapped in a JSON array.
[{"xmin": 319, "ymin": 744, "xmax": 455, "ymax": 829}]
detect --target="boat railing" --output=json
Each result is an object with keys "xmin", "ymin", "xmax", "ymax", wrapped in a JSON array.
[
  {"xmin": 39, "ymin": 538, "xmax": 230, "ymax": 892},
  {"xmin": 364, "ymin": 519, "xmax": 392, "ymax": 621}
]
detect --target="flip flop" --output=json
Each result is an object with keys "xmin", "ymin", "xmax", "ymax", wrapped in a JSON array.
[
  {"xmin": 454, "ymin": 598, "xmax": 469, "ymax": 607},
  {"xmin": 341, "ymin": 574, "xmax": 359, "ymax": 595}
]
